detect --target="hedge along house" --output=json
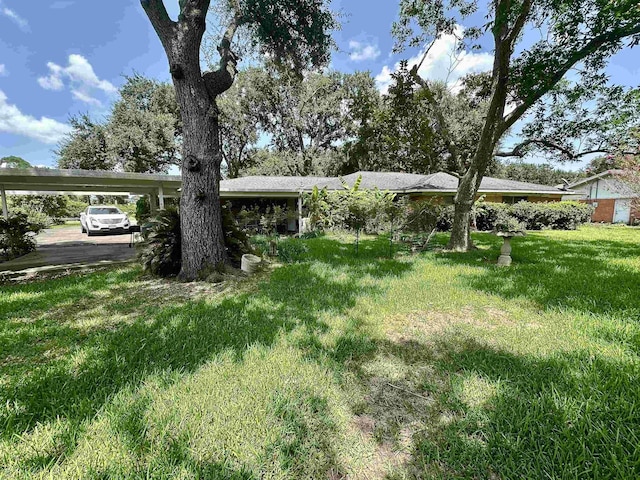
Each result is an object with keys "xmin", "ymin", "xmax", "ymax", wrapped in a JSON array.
[
  {"xmin": 565, "ymin": 170, "xmax": 639, "ymax": 225},
  {"xmin": 1, "ymin": 168, "xmax": 575, "ymax": 229}
]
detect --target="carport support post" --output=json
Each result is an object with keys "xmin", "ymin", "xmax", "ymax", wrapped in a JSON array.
[
  {"xmin": 149, "ymin": 192, "xmax": 157, "ymax": 215},
  {"xmin": 158, "ymin": 185, "xmax": 165, "ymax": 210},
  {"xmin": 1, "ymin": 185, "xmax": 7, "ymax": 219}
]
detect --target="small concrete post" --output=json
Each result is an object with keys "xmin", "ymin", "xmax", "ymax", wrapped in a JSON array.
[
  {"xmin": 158, "ymin": 184, "xmax": 165, "ymax": 210},
  {"xmin": 1, "ymin": 184, "xmax": 7, "ymax": 219}
]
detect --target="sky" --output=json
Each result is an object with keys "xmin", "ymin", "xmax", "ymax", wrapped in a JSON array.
[{"xmin": 0, "ymin": 0, "xmax": 638, "ymax": 170}]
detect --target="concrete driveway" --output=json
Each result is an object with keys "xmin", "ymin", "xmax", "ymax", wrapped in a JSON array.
[{"xmin": 0, "ymin": 225, "xmax": 137, "ymax": 274}]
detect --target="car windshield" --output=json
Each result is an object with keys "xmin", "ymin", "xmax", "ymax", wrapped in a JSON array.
[{"xmin": 89, "ymin": 207, "xmax": 122, "ymax": 215}]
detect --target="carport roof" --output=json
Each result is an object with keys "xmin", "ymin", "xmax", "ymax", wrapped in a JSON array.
[{"xmin": 0, "ymin": 167, "xmax": 182, "ymax": 195}]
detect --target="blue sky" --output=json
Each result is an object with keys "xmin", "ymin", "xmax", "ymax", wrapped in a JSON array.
[{"xmin": 0, "ymin": 0, "xmax": 638, "ymax": 170}]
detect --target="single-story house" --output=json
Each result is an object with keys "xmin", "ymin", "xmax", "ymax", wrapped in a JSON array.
[
  {"xmin": 564, "ymin": 170, "xmax": 639, "ymax": 225},
  {"xmin": 1, "ymin": 168, "xmax": 575, "ymax": 230}
]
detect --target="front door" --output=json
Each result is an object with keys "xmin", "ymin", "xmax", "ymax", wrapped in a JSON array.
[{"xmin": 613, "ymin": 199, "xmax": 631, "ymax": 224}]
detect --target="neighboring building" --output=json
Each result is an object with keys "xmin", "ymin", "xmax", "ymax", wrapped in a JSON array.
[{"xmin": 565, "ymin": 170, "xmax": 639, "ymax": 225}]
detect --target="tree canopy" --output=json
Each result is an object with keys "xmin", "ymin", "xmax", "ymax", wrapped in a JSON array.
[
  {"xmin": 56, "ymin": 75, "xmax": 181, "ymax": 173},
  {"xmin": 393, "ymin": 0, "xmax": 640, "ymax": 250},
  {"xmin": 0, "ymin": 156, "xmax": 31, "ymax": 169}
]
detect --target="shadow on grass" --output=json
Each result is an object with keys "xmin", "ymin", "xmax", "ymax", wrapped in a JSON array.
[
  {"xmin": 323, "ymin": 326, "xmax": 640, "ymax": 479},
  {"xmin": 0, "ymin": 236, "xmax": 412, "ymax": 476},
  {"xmin": 435, "ymin": 232, "xmax": 640, "ymax": 318}
]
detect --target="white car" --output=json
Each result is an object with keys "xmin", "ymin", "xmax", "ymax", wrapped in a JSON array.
[{"xmin": 81, "ymin": 206, "xmax": 131, "ymax": 236}]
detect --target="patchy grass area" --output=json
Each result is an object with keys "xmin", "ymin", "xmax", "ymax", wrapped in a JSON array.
[{"xmin": 1, "ymin": 225, "xmax": 639, "ymax": 478}]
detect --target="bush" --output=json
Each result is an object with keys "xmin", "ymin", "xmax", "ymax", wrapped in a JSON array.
[
  {"xmin": 10, "ymin": 208, "xmax": 53, "ymax": 231},
  {"xmin": 473, "ymin": 202, "xmax": 510, "ymax": 231},
  {"xmin": 277, "ymin": 239, "xmax": 309, "ymax": 263},
  {"xmin": 136, "ymin": 197, "xmax": 151, "ymax": 224},
  {"xmin": 137, "ymin": 208, "xmax": 182, "ymax": 277},
  {"xmin": 0, "ymin": 213, "xmax": 44, "ymax": 260},
  {"xmin": 138, "ymin": 205, "xmax": 253, "ymax": 277},
  {"xmin": 221, "ymin": 202, "xmax": 254, "ymax": 266},
  {"xmin": 511, "ymin": 201, "xmax": 593, "ymax": 230},
  {"xmin": 65, "ymin": 199, "xmax": 89, "ymax": 218}
]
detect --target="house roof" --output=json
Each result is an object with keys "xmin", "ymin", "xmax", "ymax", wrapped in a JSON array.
[
  {"xmin": 0, "ymin": 168, "xmax": 571, "ymax": 198},
  {"xmin": 567, "ymin": 170, "xmax": 623, "ymax": 189},
  {"xmin": 220, "ymin": 171, "xmax": 570, "ymax": 196}
]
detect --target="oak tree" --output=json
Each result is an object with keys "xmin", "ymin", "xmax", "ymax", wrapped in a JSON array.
[
  {"xmin": 141, "ymin": 0, "xmax": 336, "ymax": 278},
  {"xmin": 394, "ymin": 0, "xmax": 640, "ymax": 250}
]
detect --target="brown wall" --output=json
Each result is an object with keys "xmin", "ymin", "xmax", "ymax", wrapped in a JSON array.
[
  {"xmin": 631, "ymin": 200, "xmax": 640, "ymax": 224},
  {"xmin": 528, "ymin": 196, "xmax": 561, "ymax": 203},
  {"xmin": 583, "ymin": 199, "xmax": 615, "ymax": 223}
]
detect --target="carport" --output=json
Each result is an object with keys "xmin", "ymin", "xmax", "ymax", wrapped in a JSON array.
[{"xmin": 0, "ymin": 167, "xmax": 182, "ymax": 219}]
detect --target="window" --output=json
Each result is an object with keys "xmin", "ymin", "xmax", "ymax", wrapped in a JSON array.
[
  {"xmin": 503, "ymin": 196, "xmax": 527, "ymax": 204},
  {"xmin": 89, "ymin": 207, "xmax": 122, "ymax": 215}
]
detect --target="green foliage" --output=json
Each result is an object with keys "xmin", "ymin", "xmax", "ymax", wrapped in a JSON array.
[
  {"xmin": 348, "ymin": 64, "xmax": 494, "ymax": 176},
  {"xmin": 221, "ymin": 202, "xmax": 254, "ymax": 266},
  {"xmin": 510, "ymin": 201, "xmax": 594, "ymax": 231},
  {"xmin": 56, "ymin": 114, "xmax": 113, "ymax": 170},
  {"xmin": 138, "ymin": 208, "xmax": 182, "ymax": 277},
  {"xmin": 0, "ymin": 156, "xmax": 31, "ymax": 169},
  {"xmin": 0, "ymin": 213, "xmax": 43, "ymax": 260},
  {"xmin": 64, "ymin": 198, "xmax": 89, "ymax": 218},
  {"xmin": 57, "ymin": 75, "xmax": 180, "ymax": 173},
  {"xmin": 276, "ymin": 239, "xmax": 309, "ymax": 263},
  {"xmin": 135, "ymin": 197, "xmax": 151, "ymax": 224},
  {"xmin": 237, "ymin": 0, "xmax": 338, "ymax": 72},
  {"xmin": 496, "ymin": 161, "xmax": 583, "ymax": 186},
  {"xmin": 139, "ymin": 205, "xmax": 253, "ymax": 276},
  {"xmin": 220, "ymin": 68, "xmax": 378, "ymax": 177},
  {"xmin": 237, "ymin": 204, "xmax": 293, "ymax": 237}
]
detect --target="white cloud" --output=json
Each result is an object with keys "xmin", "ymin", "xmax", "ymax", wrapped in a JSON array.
[
  {"xmin": 0, "ymin": 3, "xmax": 29, "ymax": 31},
  {"xmin": 375, "ymin": 25, "xmax": 493, "ymax": 93},
  {"xmin": 71, "ymin": 89, "xmax": 101, "ymax": 106},
  {"xmin": 38, "ymin": 54, "xmax": 117, "ymax": 105},
  {"xmin": 0, "ymin": 90, "xmax": 71, "ymax": 144},
  {"xmin": 349, "ymin": 40, "xmax": 381, "ymax": 62},
  {"xmin": 0, "ymin": 64, "xmax": 6, "ymax": 76}
]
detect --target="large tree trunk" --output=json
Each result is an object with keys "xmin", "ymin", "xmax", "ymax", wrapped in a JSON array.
[
  {"xmin": 447, "ymin": 149, "xmax": 495, "ymax": 251},
  {"xmin": 176, "ymin": 83, "xmax": 226, "ymax": 279},
  {"xmin": 141, "ymin": 0, "xmax": 232, "ymax": 280}
]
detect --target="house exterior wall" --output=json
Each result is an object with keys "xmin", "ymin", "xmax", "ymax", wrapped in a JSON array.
[
  {"xmin": 572, "ymin": 175, "xmax": 638, "ymax": 224},
  {"xmin": 585, "ymin": 199, "xmax": 615, "ymax": 223}
]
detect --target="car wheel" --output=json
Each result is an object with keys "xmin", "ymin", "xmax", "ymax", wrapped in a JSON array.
[{"xmin": 81, "ymin": 225, "xmax": 86, "ymax": 233}]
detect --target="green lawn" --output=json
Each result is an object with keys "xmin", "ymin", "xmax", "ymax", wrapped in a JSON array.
[{"xmin": 1, "ymin": 225, "xmax": 639, "ymax": 479}]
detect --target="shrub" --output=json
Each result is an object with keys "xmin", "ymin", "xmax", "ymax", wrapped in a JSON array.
[
  {"xmin": 221, "ymin": 202, "xmax": 254, "ymax": 266},
  {"xmin": 138, "ymin": 205, "xmax": 253, "ymax": 277},
  {"xmin": 473, "ymin": 202, "xmax": 510, "ymax": 231},
  {"xmin": 136, "ymin": 197, "xmax": 151, "ymax": 224},
  {"xmin": 436, "ymin": 205, "xmax": 455, "ymax": 231},
  {"xmin": 0, "ymin": 213, "xmax": 44, "ymax": 260},
  {"xmin": 10, "ymin": 208, "xmax": 53, "ymax": 231},
  {"xmin": 511, "ymin": 201, "xmax": 593, "ymax": 230},
  {"xmin": 277, "ymin": 239, "xmax": 309, "ymax": 263},
  {"xmin": 138, "ymin": 208, "xmax": 182, "ymax": 277},
  {"xmin": 65, "ymin": 198, "xmax": 89, "ymax": 218}
]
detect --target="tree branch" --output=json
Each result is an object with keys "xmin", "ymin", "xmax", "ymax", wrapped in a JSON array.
[
  {"xmin": 408, "ymin": 65, "xmax": 461, "ymax": 170},
  {"xmin": 140, "ymin": 0, "xmax": 176, "ymax": 48},
  {"xmin": 496, "ymin": 138, "xmax": 639, "ymax": 159},
  {"xmin": 501, "ymin": 24, "xmax": 640, "ymax": 135},
  {"xmin": 506, "ymin": 0, "xmax": 532, "ymax": 48}
]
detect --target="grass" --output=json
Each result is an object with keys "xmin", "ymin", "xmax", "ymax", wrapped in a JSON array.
[{"xmin": 1, "ymin": 225, "xmax": 639, "ymax": 478}]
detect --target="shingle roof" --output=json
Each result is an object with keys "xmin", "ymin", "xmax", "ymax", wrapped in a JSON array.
[{"xmin": 220, "ymin": 171, "xmax": 567, "ymax": 195}]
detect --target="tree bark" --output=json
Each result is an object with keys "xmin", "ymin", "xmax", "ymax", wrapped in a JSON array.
[{"xmin": 142, "ymin": 0, "xmax": 230, "ymax": 280}]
